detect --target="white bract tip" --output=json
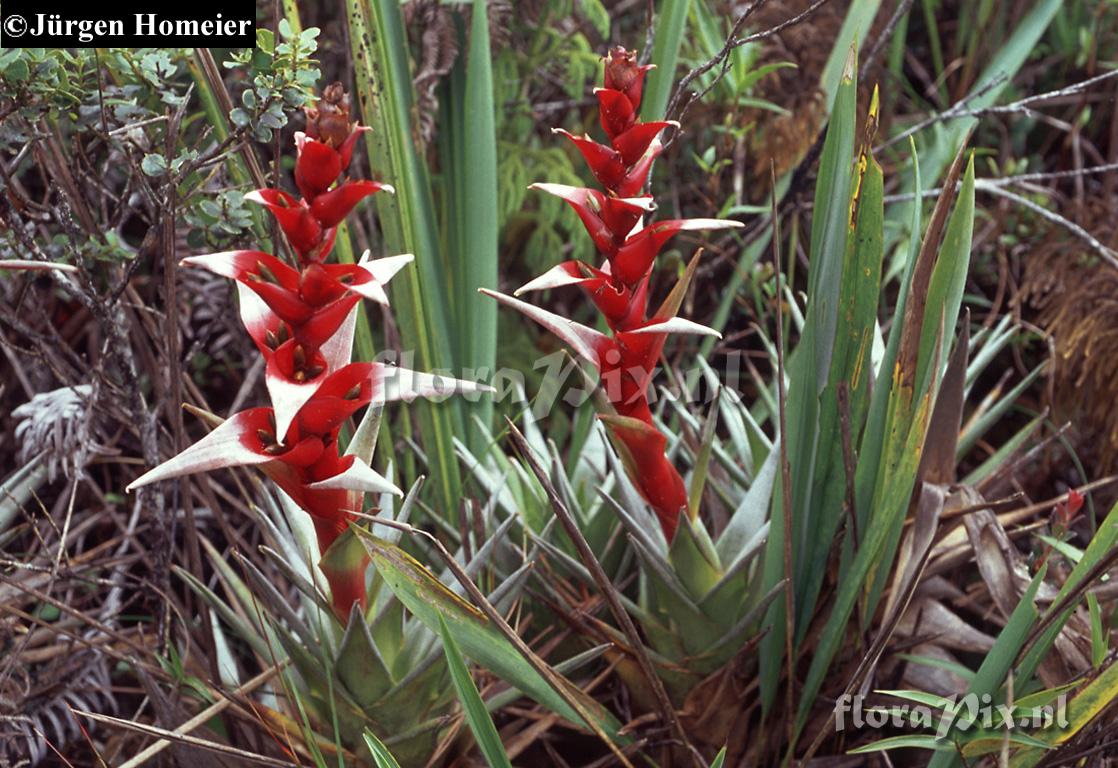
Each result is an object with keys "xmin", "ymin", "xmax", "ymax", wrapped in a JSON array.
[
  {"xmin": 126, "ymin": 410, "xmax": 272, "ymax": 492},
  {"xmin": 307, "ymin": 459, "xmax": 403, "ymax": 496},
  {"xmin": 629, "ymin": 317, "xmax": 722, "ymax": 338}
]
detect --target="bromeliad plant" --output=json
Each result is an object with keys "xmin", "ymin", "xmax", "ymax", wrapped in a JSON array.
[
  {"xmin": 128, "ymin": 84, "xmax": 487, "ymax": 616},
  {"xmin": 482, "ymin": 46, "xmax": 742, "ymax": 541},
  {"xmin": 180, "ymin": 474, "xmax": 516, "ymax": 766},
  {"xmin": 468, "ymin": 45, "xmax": 1110, "ymax": 765}
]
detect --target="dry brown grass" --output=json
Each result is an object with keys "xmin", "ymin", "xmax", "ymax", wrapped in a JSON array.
[{"xmin": 1025, "ymin": 198, "xmax": 1118, "ymax": 476}]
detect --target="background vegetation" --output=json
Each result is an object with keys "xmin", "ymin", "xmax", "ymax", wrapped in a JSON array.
[{"xmin": 2, "ymin": 0, "xmax": 1118, "ymax": 765}]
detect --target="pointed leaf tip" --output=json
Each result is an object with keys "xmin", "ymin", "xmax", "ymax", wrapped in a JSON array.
[
  {"xmin": 842, "ymin": 43, "xmax": 857, "ymax": 81},
  {"xmin": 0, "ymin": 260, "xmax": 79, "ymax": 273},
  {"xmin": 369, "ymin": 364, "xmax": 495, "ymax": 404},
  {"xmin": 513, "ymin": 261, "xmax": 588, "ymax": 296},
  {"xmin": 307, "ymin": 457, "xmax": 403, "ymax": 496}
]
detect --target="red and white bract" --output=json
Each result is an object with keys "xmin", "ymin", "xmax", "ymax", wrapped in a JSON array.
[{"xmin": 126, "ymin": 409, "xmax": 278, "ymax": 491}]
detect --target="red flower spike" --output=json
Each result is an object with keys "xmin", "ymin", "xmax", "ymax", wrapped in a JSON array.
[
  {"xmin": 130, "ymin": 83, "xmax": 488, "ymax": 616},
  {"xmin": 554, "ymin": 130, "xmax": 626, "ymax": 192},
  {"xmin": 321, "ymin": 252, "xmax": 414, "ymax": 306},
  {"xmin": 247, "ymin": 281, "xmax": 317, "ymax": 326},
  {"xmin": 601, "ymin": 415, "xmax": 686, "ymax": 540},
  {"xmin": 295, "ymin": 295, "xmax": 363, "ymax": 349},
  {"xmin": 484, "ymin": 44, "xmax": 738, "ymax": 542},
  {"xmin": 187, "ymin": 250, "xmax": 413, "ymax": 368},
  {"xmin": 181, "ymin": 250, "xmax": 301, "ymax": 290},
  {"xmin": 600, "ymin": 196, "xmax": 655, "ymax": 238},
  {"xmin": 182, "ymin": 250, "xmax": 315, "ymax": 330},
  {"xmin": 514, "ymin": 260, "xmax": 649, "ymax": 331},
  {"xmin": 617, "ymin": 151, "xmax": 661, "ymax": 198},
  {"xmin": 613, "ymin": 121, "xmax": 675, "ymax": 167},
  {"xmin": 554, "ymin": 128, "xmax": 667, "ymax": 198},
  {"xmin": 266, "ymin": 340, "xmax": 331, "ymax": 440},
  {"xmin": 531, "ymin": 183, "xmax": 654, "ymax": 254},
  {"xmin": 591, "ymin": 270, "xmax": 649, "ymax": 329},
  {"xmin": 297, "ymin": 390, "xmax": 370, "ymax": 436},
  {"xmin": 271, "ymin": 434, "xmax": 329, "ymax": 469},
  {"xmin": 298, "ymin": 262, "xmax": 348, "ymax": 307},
  {"xmin": 616, "ymin": 316, "xmax": 721, "ymax": 371},
  {"xmin": 603, "ymin": 46, "xmax": 653, "ymax": 113}
]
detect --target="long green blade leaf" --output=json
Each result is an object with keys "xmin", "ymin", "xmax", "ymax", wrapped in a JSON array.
[
  {"xmin": 363, "ymin": 729, "xmax": 404, "ymax": 768},
  {"xmin": 460, "ymin": 0, "xmax": 498, "ymax": 449},
  {"xmin": 438, "ymin": 614, "xmax": 513, "ymax": 768},
  {"xmin": 643, "ymin": 0, "xmax": 692, "ymax": 120},
  {"xmin": 348, "ymin": 0, "xmax": 465, "ymax": 515}
]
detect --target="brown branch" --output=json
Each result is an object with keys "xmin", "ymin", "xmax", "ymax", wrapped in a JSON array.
[{"xmin": 664, "ymin": 0, "xmax": 832, "ymax": 144}]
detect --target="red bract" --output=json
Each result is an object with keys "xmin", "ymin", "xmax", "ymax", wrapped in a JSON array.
[
  {"xmin": 1054, "ymin": 488, "xmax": 1085, "ymax": 527},
  {"xmin": 484, "ymin": 47, "xmax": 742, "ymax": 541},
  {"xmin": 129, "ymin": 85, "xmax": 488, "ymax": 616},
  {"xmin": 243, "ymin": 84, "xmax": 392, "ymax": 264}
]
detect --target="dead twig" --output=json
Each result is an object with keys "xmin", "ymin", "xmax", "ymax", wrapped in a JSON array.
[
  {"xmin": 664, "ymin": 0, "xmax": 832, "ymax": 146},
  {"xmin": 878, "ymin": 69, "xmax": 1118, "ymax": 153},
  {"xmin": 71, "ymin": 710, "xmax": 298, "ymax": 768}
]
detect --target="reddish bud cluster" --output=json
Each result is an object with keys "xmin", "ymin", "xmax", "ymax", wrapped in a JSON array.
[
  {"xmin": 304, "ymin": 82, "xmax": 355, "ymax": 148},
  {"xmin": 484, "ymin": 48, "xmax": 741, "ymax": 540}
]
